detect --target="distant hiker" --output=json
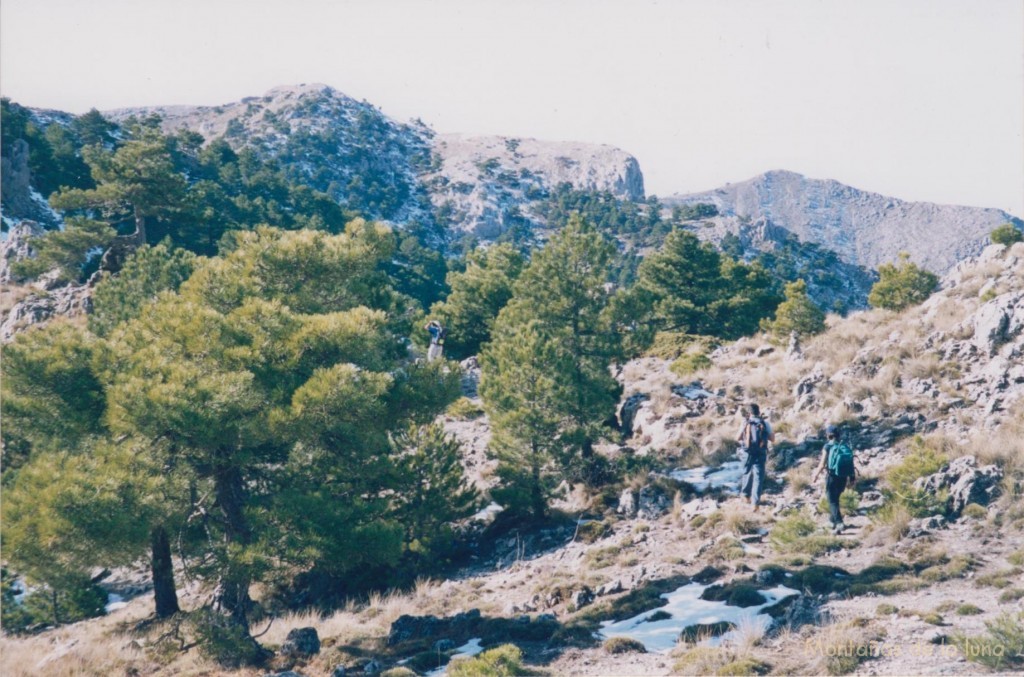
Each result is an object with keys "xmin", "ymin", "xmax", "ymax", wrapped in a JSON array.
[
  {"xmin": 425, "ymin": 319, "xmax": 446, "ymax": 362},
  {"xmin": 812, "ymin": 424, "xmax": 857, "ymax": 533},
  {"xmin": 736, "ymin": 403, "xmax": 775, "ymax": 512}
]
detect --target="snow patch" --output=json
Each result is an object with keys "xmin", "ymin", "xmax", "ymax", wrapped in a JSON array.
[
  {"xmin": 472, "ymin": 502, "xmax": 504, "ymax": 523},
  {"xmin": 105, "ymin": 593, "xmax": 128, "ymax": 613},
  {"xmin": 670, "ymin": 460, "xmax": 745, "ymax": 493},
  {"xmin": 425, "ymin": 637, "xmax": 485, "ymax": 677},
  {"xmin": 599, "ymin": 583, "xmax": 799, "ymax": 654}
]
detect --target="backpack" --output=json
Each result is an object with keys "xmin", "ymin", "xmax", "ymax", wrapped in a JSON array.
[
  {"xmin": 746, "ymin": 417, "xmax": 768, "ymax": 461},
  {"xmin": 827, "ymin": 442, "xmax": 855, "ymax": 479},
  {"xmin": 436, "ymin": 326, "xmax": 447, "ymax": 346}
]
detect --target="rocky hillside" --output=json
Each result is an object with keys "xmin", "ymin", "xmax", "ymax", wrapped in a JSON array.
[
  {"xmin": 6, "ymin": 243, "xmax": 1023, "ymax": 677},
  {"xmin": 104, "ymin": 84, "xmax": 644, "ymax": 240},
  {"xmin": 665, "ymin": 170, "xmax": 1023, "ymax": 272}
]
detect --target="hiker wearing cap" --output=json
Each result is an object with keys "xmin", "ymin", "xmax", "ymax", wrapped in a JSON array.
[
  {"xmin": 813, "ymin": 425, "xmax": 857, "ymax": 533},
  {"xmin": 736, "ymin": 403, "xmax": 775, "ymax": 512},
  {"xmin": 425, "ymin": 320, "xmax": 445, "ymax": 362}
]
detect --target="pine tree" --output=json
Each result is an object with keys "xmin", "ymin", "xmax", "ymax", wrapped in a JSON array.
[
  {"xmin": 627, "ymin": 228, "xmax": 781, "ymax": 341},
  {"xmin": 762, "ymin": 279, "xmax": 826, "ymax": 338},
  {"xmin": 867, "ymin": 253, "xmax": 940, "ymax": 311},
  {"xmin": 481, "ymin": 216, "xmax": 623, "ymax": 513},
  {"xmin": 390, "ymin": 424, "xmax": 480, "ymax": 565},
  {"xmin": 50, "ymin": 125, "xmax": 190, "ymax": 246},
  {"xmin": 430, "ymin": 243, "xmax": 525, "ymax": 359}
]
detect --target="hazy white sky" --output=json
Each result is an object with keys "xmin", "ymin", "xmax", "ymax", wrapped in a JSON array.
[{"xmin": 2, "ymin": 0, "xmax": 1022, "ymax": 216}]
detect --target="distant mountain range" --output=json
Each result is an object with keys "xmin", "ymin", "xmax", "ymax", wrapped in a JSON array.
[{"xmin": 5, "ymin": 84, "xmax": 1020, "ymax": 283}]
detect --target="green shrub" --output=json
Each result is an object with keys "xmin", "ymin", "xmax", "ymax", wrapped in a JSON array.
[
  {"xmin": 961, "ymin": 503, "xmax": 987, "ymax": 519},
  {"xmin": 717, "ymin": 658, "xmax": 771, "ymax": 675},
  {"xmin": 448, "ymin": 644, "xmax": 530, "ymax": 677},
  {"xmin": 381, "ymin": 668, "xmax": 417, "ymax": 677},
  {"xmin": 953, "ymin": 613, "xmax": 1024, "ymax": 671},
  {"xmin": 991, "ymin": 223, "xmax": 1024, "ymax": 246},
  {"xmin": 576, "ymin": 520, "xmax": 612, "ymax": 544},
  {"xmin": 957, "ymin": 604, "xmax": 984, "ymax": 616},
  {"xmin": 0, "ymin": 572, "xmax": 107, "ymax": 634},
  {"xmin": 670, "ymin": 351, "xmax": 712, "ymax": 377},
  {"xmin": 770, "ymin": 511, "xmax": 845, "ymax": 556},
  {"xmin": 645, "ymin": 332, "xmax": 716, "ymax": 360},
  {"xmin": 883, "ymin": 438, "xmax": 948, "ymax": 517},
  {"xmin": 868, "ymin": 253, "xmax": 939, "ymax": 311},
  {"xmin": 876, "ymin": 603, "xmax": 898, "ymax": 616},
  {"xmin": 999, "ymin": 588, "xmax": 1024, "ymax": 603},
  {"xmin": 447, "ymin": 396, "xmax": 485, "ymax": 420},
  {"xmin": 192, "ymin": 610, "xmax": 268, "ymax": 668},
  {"xmin": 762, "ymin": 279, "xmax": 826, "ymax": 339},
  {"xmin": 603, "ymin": 636, "xmax": 647, "ymax": 654}
]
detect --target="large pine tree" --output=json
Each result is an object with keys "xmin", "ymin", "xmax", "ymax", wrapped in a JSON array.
[{"xmin": 481, "ymin": 216, "xmax": 623, "ymax": 515}]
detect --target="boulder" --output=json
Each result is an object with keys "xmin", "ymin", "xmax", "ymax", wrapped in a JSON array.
[
  {"xmin": 616, "ymin": 488, "xmax": 637, "ymax": 518},
  {"xmin": 387, "ymin": 609, "xmax": 481, "ymax": 646},
  {"xmin": 972, "ymin": 291, "xmax": 1024, "ymax": 356},
  {"xmin": 571, "ymin": 586, "xmax": 594, "ymax": 610},
  {"xmin": 768, "ymin": 594, "xmax": 827, "ymax": 633},
  {"xmin": 913, "ymin": 456, "xmax": 1003, "ymax": 516},
  {"xmin": 906, "ymin": 514, "xmax": 947, "ymax": 538},
  {"xmin": 0, "ymin": 220, "xmax": 44, "ymax": 283},
  {"xmin": 785, "ymin": 331, "xmax": 803, "ymax": 361},
  {"xmin": 432, "ymin": 639, "xmax": 456, "ymax": 652},
  {"xmin": 281, "ymin": 627, "xmax": 321, "ymax": 658},
  {"xmin": 618, "ymin": 393, "xmax": 650, "ymax": 436},
  {"xmin": 637, "ymin": 484, "xmax": 671, "ymax": 519},
  {"xmin": 596, "ymin": 579, "xmax": 623, "ymax": 596}
]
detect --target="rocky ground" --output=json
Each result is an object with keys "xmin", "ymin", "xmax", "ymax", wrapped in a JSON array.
[{"xmin": 3, "ymin": 244, "xmax": 1024, "ymax": 676}]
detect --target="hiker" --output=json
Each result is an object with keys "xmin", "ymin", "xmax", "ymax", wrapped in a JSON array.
[
  {"xmin": 736, "ymin": 403, "xmax": 775, "ymax": 512},
  {"xmin": 425, "ymin": 319, "xmax": 445, "ymax": 362},
  {"xmin": 812, "ymin": 424, "xmax": 857, "ymax": 533}
]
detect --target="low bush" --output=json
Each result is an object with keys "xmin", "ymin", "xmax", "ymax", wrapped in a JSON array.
[
  {"xmin": 770, "ymin": 511, "xmax": 846, "ymax": 556},
  {"xmin": 447, "ymin": 397, "xmax": 485, "ymax": 420},
  {"xmin": 957, "ymin": 604, "xmax": 984, "ymax": 616},
  {"xmin": 953, "ymin": 613, "xmax": 1024, "ymax": 671},
  {"xmin": 448, "ymin": 644, "xmax": 530, "ymax": 676},
  {"xmin": 603, "ymin": 636, "xmax": 647, "ymax": 654}
]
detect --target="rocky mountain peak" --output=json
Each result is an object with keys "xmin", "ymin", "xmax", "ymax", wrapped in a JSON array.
[{"xmin": 667, "ymin": 171, "xmax": 1022, "ymax": 273}]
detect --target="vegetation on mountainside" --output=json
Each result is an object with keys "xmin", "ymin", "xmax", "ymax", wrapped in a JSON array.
[
  {"xmin": 1, "ymin": 226, "xmax": 468, "ymax": 663},
  {"xmin": 990, "ymin": 222, "xmax": 1023, "ymax": 246},
  {"xmin": 868, "ymin": 253, "xmax": 939, "ymax": 311},
  {"xmin": 761, "ymin": 279, "xmax": 826, "ymax": 338},
  {"xmin": 481, "ymin": 217, "xmax": 624, "ymax": 517}
]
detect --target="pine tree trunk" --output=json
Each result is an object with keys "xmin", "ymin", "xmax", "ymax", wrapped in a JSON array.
[
  {"xmin": 133, "ymin": 207, "xmax": 147, "ymax": 245},
  {"xmin": 213, "ymin": 466, "xmax": 254, "ymax": 629},
  {"xmin": 530, "ymin": 445, "xmax": 545, "ymax": 521},
  {"xmin": 151, "ymin": 525, "xmax": 180, "ymax": 618}
]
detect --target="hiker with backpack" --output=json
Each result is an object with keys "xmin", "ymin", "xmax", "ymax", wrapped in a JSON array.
[
  {"xmin": 736, "ymin": 403, "xmax": 775, "ymax": 512},
  {"xmin": 812, "ymin": 424, "xmax": 857, "ymax": 533},
  {"xmin": 425, "ymin": 319, "xmax": 446, "ymax": 362}
]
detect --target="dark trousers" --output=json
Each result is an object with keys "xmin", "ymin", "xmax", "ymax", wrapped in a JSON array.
[
  {"xmin": 741, "ymin": 460, "xmax": 765, "ymax": 506},
  {"xmin": 826, "ymin": 474, "xmax": 847, "ymax": 525}
]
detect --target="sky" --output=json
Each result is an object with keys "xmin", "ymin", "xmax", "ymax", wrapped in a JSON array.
[{"xmin": 2, "ymin": 0, "xmax": 1022, "ymax": 216}]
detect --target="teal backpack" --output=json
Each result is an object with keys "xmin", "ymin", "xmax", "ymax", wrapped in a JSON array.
[{"xmin": 827, "ymin": 442, "xmax": 855, "ymax": 479}]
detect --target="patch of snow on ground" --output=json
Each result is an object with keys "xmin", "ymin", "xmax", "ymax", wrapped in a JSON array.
[
  {"xmin": 670, "ymin": 459, "xmax": 745, "ymax": 493},
  {"xmin": 29, "ymin": 188, "xmax": 63, "ymax": 229},
  {"xmin": 472, "ymin": 502, "xmax": 504, "ymax": 523},
  {"xmin": 599, "ymin": 583, "xmax": 798, "ymax": 654},
  {"xmin": 105, "ymin": 593, "xmax": 128, "ymax": 613},
  {"xmin": 425, "ymin": 637, "xmax": 485, "ymax": 676}
]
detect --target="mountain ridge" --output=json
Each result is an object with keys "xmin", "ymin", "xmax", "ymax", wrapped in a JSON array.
[{"xmin": 665, "ymin": 169, "xmax": 1022, "ymax": 273}]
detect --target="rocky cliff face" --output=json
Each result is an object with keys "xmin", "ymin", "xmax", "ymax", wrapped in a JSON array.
[
  {"xmin": 665, "ymin": 169, "xmax": 1022, "ymax": 272},
  {"xmin": 105, "ymin": 84, "xmax": 646, "ymax": 240}
]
